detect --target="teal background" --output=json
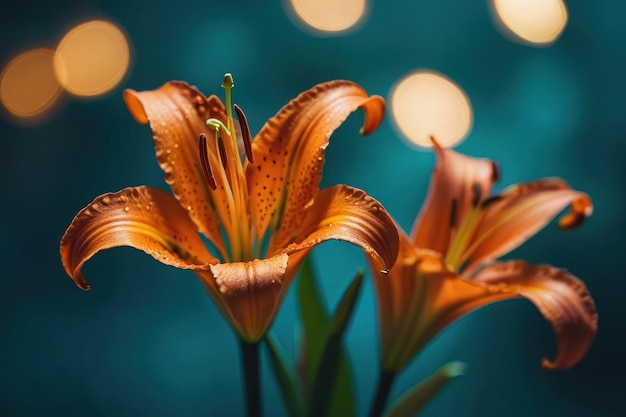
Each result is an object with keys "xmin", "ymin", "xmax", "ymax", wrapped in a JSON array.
[{"xmin": 1, "ymin": 0, "xmax": 623, "ymax": 416}]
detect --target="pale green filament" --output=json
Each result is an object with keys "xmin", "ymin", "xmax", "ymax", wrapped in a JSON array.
[
  {"xmin": 202, "ymin": 73, "xmax": 256, "ymax": 262},
  {"xmin": 445, "ymin": 207, "xmax": 482, "ymax": 271}
]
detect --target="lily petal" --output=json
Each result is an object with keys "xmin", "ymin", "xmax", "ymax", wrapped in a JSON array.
[
  {"xmin": 464, "ymin": 178, "xmax": 593, "ymax": 272},
  {"xmin": 124, "ymin": 82, "xmax": 229, "ymax": 253},
  {"xmin": 472, "ymin": 261, "xmax": 597, "ymax": 370},
  {"xmin": 370, "ymin": 234, "xmax": 450, "ymax": 372},
  {"xmin": 193, "ymin": 254, "xmax": 289, "ymax": 342},
  {"xmin": 372, "ymin": 248, "xmax": 596, "ymax": 372},
  {"xmin": 60, "ymin": 186, "xmax": 217, "ymax": 290},
  {"xmin": 411, "ymin": 142, "xmax": 498, "ymax": 255},
  {"xmin": 372, "ymin": 242, "xmax": 505, "ymax": 372},
  {"xmin": 245, "ymin": 81, "xmax": 385, "ymax": 245},
  {"xmin": 278, "ymin": 185, "xmax": 399, "ymax": 272}
]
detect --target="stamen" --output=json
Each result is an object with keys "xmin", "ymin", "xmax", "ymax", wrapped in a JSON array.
[
  {"xmin": 471, "ymin": 183, "xmax": 483, "ymax": 207},
  {"xmin": 481, "ymin": 195, "xmax": 504, "ymax": 209},
  {"xmin": 491, "ymin": 161, "xmax": 501, "ymax": 183},
  {"xmin": 234, "ymin": 103, "xmax": 254, "ymax": 163},
  {"xmin": 449, "ymin": 199, "xmax": 458, "ymax": 228},
  {"xmin": 198, "ymin": 133, "xmax": 217, "ymax": 190},
  {"xmin": 217, "ymin": 135, "xmax": 229, "ymax": 173}
]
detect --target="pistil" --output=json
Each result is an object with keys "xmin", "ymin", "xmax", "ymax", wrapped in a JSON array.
[{"xmin": 200, "ymin": 74, "xmax": 257, "ymax": 262}]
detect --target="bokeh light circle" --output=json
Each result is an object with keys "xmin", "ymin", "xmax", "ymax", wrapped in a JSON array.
[
  {"xmin": 491, "ymin": 0, "xmax": 568, "ymax": 45},
  {"xmin": 390, "ymin": 70, "xmax": 473, "ymax": 148},
  {"xmin": 288, "ymin": 0, "xmax": 367, "ymax": 33},
  {"xmin": 0, "ymin": 48, "xmax": 63, "ymax": 120},
  {"xmin": 54, "ymin": 20, "xmax": 130, "ymax": 97}
]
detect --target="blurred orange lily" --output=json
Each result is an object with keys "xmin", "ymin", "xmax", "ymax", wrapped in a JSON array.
[
  {"xmin": 61, "ymin": 75, "xmax": 399, "ymax": 342},
  {"xmin": 371, "ymin": 141, "xmax": 597, "ymax": 373}
]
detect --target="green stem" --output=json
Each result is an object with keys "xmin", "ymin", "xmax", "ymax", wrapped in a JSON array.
[
  {"xmin": 240, "ymin": 340, "xmax": 261, "ymax": 417},
  {"xmin": 368, "ymin": 369, "xmax": 396, "ymax": 417}
]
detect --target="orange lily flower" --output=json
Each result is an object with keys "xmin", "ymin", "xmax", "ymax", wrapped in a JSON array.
[
  {"xmin": 371, "ymin": 141, "xmax": 597, "ymax": 373},
  {"xmin": 61, "ymin": 75, "xmax": 399, "ymax": 342}
]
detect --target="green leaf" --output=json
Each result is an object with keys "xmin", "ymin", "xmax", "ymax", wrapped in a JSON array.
[
  {"xmin": 264, "ymin": 331, "xmax": 305, "ymax": 417},
  {"xmin": 305, "ymin": 271, "xmax": 364, "ymax": 417},
  {"xmin": 298, "ymin": 258, "xmax": 329, "ymax": 385},
  {"xmin": 297, "ymin": 258, "xmax": 356, "ymax": 417},
  {"xmin": 384, "ymin": 361, "xmax": 467, "ymax": 417},
  {"xmin": 329, "ymin": 272, "xmax": 363, "ymax": 335}
]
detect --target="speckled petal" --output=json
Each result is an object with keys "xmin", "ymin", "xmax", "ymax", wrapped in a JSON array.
[
  {"xmin": 60, "ymin": 186, "xmax": 217, "ymax": 290},
  {"xmin": 245, "ymin": 80, "xmax": 385, "ymax": 245},
  {"xmin": 278, "ymin": 185, "xmax": 399, "ymax": 272},
  {"xmin": 124, "ymin": 82, "xmax": 229, "ymax": 253}
]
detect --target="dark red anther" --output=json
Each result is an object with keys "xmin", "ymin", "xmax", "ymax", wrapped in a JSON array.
[
  {"xmin": 234, "ymin": 103, "xmax": 254, "ymax": 163},
  {"xmin": 491, "ymin": 161, "xmax": 501, "ymax": 183},
  {"xmin": 199, "ymin": 133, "xmax": 217, "ymax": 190},
  {"xmin": 471, "ymin": 183, "xmax": 483, "ymax": 207},
  {"xmin": 449, "ymin": 199, "xmax": 458, "ymax": 228},
  {"xmin": 217, "ymin": 135, "xmax": 229, "ymax": 173},
  {"xmin": 480, "ymin": 195, "xmax": 504, "ymax": 209}
]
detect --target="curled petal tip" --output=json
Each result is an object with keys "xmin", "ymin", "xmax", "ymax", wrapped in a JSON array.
[
  {"xmin": 367, "ymin": 248, "xmax": 392, "ymax": 274},
  {"xmin": 123, "ymin": 89, "xmax": 148, "ymax": 124},
  {"xmin": 359, "ymin": 95, "xmax": 386, "ymax": 136},
  {"xmin": 73, "ymin": 272, "xmax": 91, "ymax": 291},
  {"xmin": 558, "ymin": 194, "xmax": 593, "ymax": 230},
  {"xmin": 541, "ymin": 358, "xmax": 556, "ymax": 371},
  {"xmin": 474, "ymin": 261, "xmax": 597, "ymax": 372},
  {"xmin": 558, "ymin": 214, "xmax": 587, "ymax": 230}
]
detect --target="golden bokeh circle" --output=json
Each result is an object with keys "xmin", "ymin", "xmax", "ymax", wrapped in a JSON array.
[
  {"xmin": 0, "ymin": 48, "xmax": 63, "ymax": 120},
  {"xmin": 289, "ymin": 0, "xmax": 367, "ymax": 33},
  {"xmin": 54, "ymin": 20, "xmax": 130, "ymax": 97},
  {"xmin": 390, "ymin": 71, "xmax": 473, "ymax": 148},
  {"xmin": 492, "ymin": 0, "xmax": 568, "ymax": 45}
]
